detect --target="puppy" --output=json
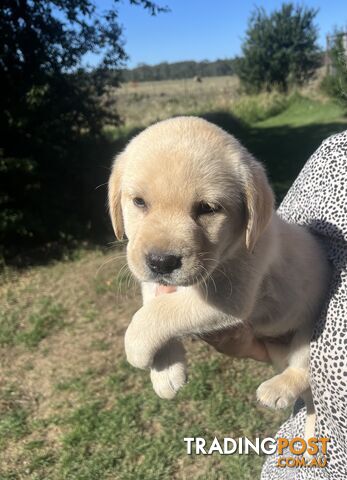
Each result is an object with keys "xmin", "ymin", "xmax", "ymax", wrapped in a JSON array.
[{"xmin": 108, "ymin": 116, "xmax": 330, "ymax": 438}]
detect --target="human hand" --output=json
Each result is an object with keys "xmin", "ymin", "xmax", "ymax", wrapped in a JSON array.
[{"xmin": 199, "ymin": 323, "xmax": 270, "ymax": 363}]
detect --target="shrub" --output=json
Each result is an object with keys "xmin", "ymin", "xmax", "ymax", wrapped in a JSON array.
[{"xmin": 232, "ymin": 91, "xmax": 292, "ymax": 123}]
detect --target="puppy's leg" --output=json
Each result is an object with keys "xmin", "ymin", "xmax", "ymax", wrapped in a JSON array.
[
  {"xmin": 257, "ymin": 326, "xmax": 311, "ymax": 409},
  {"xmin": 142, "ymin": 283, "xmax": 187, "ymax": 399},
  {"xmin": 258, "ymin": 328, "xmax": 316, "ymax": 444},
  {"xmin": 125, "ymin": 288, "xmax": 232, "ymax": 370},
  {"xmin": 150, "ymin": 339, "xmax": 187, "ymax": 399}
]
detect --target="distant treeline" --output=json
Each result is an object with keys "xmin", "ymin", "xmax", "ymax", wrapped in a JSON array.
[{"xmin": 120, "ymin": 59, "xmax": 238, "ymax": 82}]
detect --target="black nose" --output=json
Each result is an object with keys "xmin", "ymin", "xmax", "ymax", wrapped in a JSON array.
[{"xmin": 146, "ymin": 252, "xmax": 182, "ymax": 275}]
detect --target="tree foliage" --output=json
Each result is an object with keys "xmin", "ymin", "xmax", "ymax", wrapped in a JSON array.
[
  {"xmin": 321, "ymin": 32, "xmax": 347, "ymax": 110},
  {"xmin": 0, "ymin": 0, "xmax": 164, "ymax": 252},
  {"xmin": 120, "ymin": 58, "xmax": 237, "ymax": 82},
  {"xmin": 237, "ymin": 3, "xmax": 321, "ymax": 92}
]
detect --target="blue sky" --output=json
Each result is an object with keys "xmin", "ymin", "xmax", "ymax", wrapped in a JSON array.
[{"xmin": 93, "ymin": 0, "xmax": 347, "ymax": 68}]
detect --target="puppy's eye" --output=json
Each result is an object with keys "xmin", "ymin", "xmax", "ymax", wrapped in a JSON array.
[
  {"xmin": 133, "ymin": 197, "xmax": 146, "ymax": 208},
  {"xmin": 196, "ymin": 201, "xmax": 222, "ymax": 215}
]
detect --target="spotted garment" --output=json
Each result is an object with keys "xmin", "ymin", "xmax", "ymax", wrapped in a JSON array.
[{"xmin": 261, "ymin": 130, "xmax": 347, "ymax": 479}]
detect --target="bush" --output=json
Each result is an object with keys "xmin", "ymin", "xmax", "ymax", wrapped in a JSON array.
[{"xmin": 232, "ymin": 91, "xmax": 292, "ymax": 123}]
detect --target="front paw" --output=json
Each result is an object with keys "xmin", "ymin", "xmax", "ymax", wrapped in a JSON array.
[
  {"xmin": 124, "ymin": 306, "xmax": 164, "ymax": 369},
  {"xmin": 124, "ymin": 320, "xmax": 154, "ymax": 369},
  {"xmin": 151, "ymin": 363, "xmax": 187, "ymax": 399},
  {"xmin": 150, "ymin": 340, "xmax": 187, "ymax": 399}
]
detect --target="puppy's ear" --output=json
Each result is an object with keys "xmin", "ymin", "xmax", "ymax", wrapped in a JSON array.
[
  {"xmin": 108, "ymin": 153, "xmax": 125, "ymax": 240},
  {"xmin": 243, "ymin": 158, "xmax": 274, "ymax": 252}
]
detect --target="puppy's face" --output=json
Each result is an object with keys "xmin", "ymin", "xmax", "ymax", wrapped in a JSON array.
[{"xmin": 109, "ymin": 117, "xmax": 273, "ymax": 286}]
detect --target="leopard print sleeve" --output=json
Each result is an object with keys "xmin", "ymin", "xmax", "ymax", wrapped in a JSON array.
[{"xmin": 261, "ymin": 130, "xmax": 347, "ymax": 480}]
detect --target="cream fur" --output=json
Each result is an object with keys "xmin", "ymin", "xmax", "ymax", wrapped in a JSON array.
[{"xmin": 108, "ymin": 116, "xmax": 330, "ymax": 436}]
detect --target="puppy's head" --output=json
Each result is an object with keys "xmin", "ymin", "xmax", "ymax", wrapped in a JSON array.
[{"xmin": 108, "ymin": 117, "xmax": 273, "ymax": 286}]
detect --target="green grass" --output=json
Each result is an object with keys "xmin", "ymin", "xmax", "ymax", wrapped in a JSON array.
[
  {"xmin": 0, "ymin": 341, "xmax": 283, "ymax": 479},
  {"xmin": 0, "ymin": 384, "xmax": 32, "ymax": 460},
  {"xmin": 257, "ymin": 94, "xmax": 345, "ymax": 127},
  {"xmin": 0, "ymin": 249, "xmax": 284, "ymax": 480},
  {"xmin": 0, "ymin": 406, "xmax": 29, "ymax": 448},
  {"xmin": 232, "ymin": 90, "xmax": 292, "ymax": 124},
  {"xmin": 0, "ymin": 297, "xmax": 65, "ymax": 348},
  {"xmin": 32, "ymin": 357, "xmax": 282, "ymax": 479}
]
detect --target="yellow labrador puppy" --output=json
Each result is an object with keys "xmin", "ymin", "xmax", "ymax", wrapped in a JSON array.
[{"xmin": 108, "ymin": 116, "xmax": 330, "ymax": 438}]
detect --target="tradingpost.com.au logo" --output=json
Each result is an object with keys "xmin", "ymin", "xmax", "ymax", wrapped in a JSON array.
[{"xmin": 184, "ymin": 437, "xmax": 330, "ymax": 468}]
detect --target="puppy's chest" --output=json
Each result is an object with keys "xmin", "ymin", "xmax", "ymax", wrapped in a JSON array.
[
  {"xmin": 207, "ymin": 274, "xmax": 291, "ymax": 336},
  {"xmin": 202, "ymin": 279, "xmax": 248, "ymax": 321},
  {"xmin": 249, "ymin": 281, "xmax": 294, "ymax": 337}
]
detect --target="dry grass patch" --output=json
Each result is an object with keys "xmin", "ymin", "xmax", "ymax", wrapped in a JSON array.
[{"xmin": 106, "ymin": 76, "xmax": 240, "ymax": 128}]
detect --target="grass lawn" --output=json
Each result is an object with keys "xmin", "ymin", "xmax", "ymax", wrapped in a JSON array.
[
  {"xmin": 1, "ymin": 78, "xmax": 346, "ymax": 479},
  {"xmin": 0, "ymin": 249, "xmax": 284, "ymax": 479}
]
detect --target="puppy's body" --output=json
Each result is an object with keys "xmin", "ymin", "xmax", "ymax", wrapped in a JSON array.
[{"xmin": 108, "ymin": 117, "xmax": 330, "ymax": 433}]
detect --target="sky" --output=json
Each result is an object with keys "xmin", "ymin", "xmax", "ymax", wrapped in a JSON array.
[{"xmin": 91, "ymin": 0, "xmax": 347, "ymax": 68}]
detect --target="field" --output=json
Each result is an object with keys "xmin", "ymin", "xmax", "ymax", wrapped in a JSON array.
[
  {"xmin": 1, "ymin": 76, "xmax": 347, "ymax": 479},
  {"xmin": 110, "ymin": 76, "xmax": 240, "ymax": 127},
  {"xmin": 110, "ymin": 72, "xmax": 322, "ymax": 128}
]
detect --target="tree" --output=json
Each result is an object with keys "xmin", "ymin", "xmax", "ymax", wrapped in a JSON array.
[
  {"xmin": 0, "ymin": 0, "xmax": 165, "ymax": 253},
  {"xmin": 321, "ymin": 32, "xmax": 347, "ymax": 111},
  {"xmin": 120, "ymin": 59, "xmax": 237, "ymax": 82},
  {"xmin": 236, "ymin": 3, "xmax": 321, "ymax": 92}
]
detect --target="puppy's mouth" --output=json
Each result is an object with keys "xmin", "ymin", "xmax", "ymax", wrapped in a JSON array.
[
  {"xmin": 155, "ymin": 276, "xmax": 173, "ymax": 286},
  {"xmin": 147, "ymin": 269, "xmax": 204, "ymax": 288},
  {"xmin": 150, "ymin": 273, "xmax": 187, "ymax": 287},
  {"xmin": 155, "ymin": 283, "xmax": 177, "ymax": 295}
]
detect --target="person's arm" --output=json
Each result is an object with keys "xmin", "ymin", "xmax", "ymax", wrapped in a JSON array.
[{"xmin": 199, "ymin": 323, "xmax": 271, "ymax": 363}]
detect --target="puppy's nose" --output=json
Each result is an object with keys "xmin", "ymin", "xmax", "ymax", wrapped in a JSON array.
[{"xmin": 146, "ymin": 252, "xmax": 182, "ymax": 275}]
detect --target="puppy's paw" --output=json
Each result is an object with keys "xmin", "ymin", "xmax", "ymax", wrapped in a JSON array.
[
  {"xmin": 125, "ymin": 345, "xmax": 153, "ymax": 370},
  {"xmin": 124, "ymin": 322, "xmax": 154, "ymax": 370},
  {"xmin": 150, "ymin": 339, "xmax": 187, "ymax": 399},
  {"xmin": 257, "ymin": 374, "xmax": 298, "ymax": 409},
  {"xmin": 151, "ymin": 362, "xmax": 187, "ymax": 399},
  {"xmin": 257, "ymin": 367, "xmax": 308, "ymax": 410}
]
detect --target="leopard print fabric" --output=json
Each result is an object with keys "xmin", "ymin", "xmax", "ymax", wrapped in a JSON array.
[{"xmin": 261, "ymin": 130, "xmax": 347, "ymax": 480}]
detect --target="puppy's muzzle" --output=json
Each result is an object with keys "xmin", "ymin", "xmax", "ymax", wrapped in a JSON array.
[{"xmin": 146, "ymin": 252, "xmax": 182, "ymax": 275}]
